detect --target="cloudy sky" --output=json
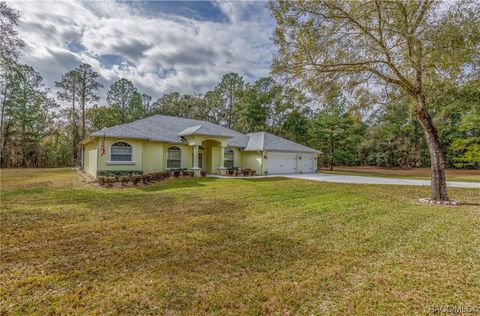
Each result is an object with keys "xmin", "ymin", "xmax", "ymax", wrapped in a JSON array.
[{"xmin": 10, "ymin": 0, "xmax": 276, "ymax": 99}]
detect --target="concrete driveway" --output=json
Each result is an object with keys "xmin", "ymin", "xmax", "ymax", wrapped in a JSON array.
[{"xmin": 284, "ymin": 173, "xmax": 480, "ymax": 188}]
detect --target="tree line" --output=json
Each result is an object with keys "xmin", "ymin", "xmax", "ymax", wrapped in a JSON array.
[{"xmin": 1, "ymin": 0, "xmax": 479, "ymax": 184}]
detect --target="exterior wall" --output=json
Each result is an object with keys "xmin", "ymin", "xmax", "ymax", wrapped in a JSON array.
[
  {"xmin": 86, "ymin": 136, "xmax": 303, "ymax": 177},
  {"xmin": 241, "ymin": 151, "xmax": 264, "ymax": 175},
  {"xmin": 230, "ymin": 147, "xmax": 242, "ymax": 168},
  {"xmin": 83, "ymin": 142, "xmax": 98, "ymax": 177},
  {"xmin": 143, "ymin": 142, "xmax": 164, "ymax": 173},
  {"xmin": 85, "ymin": 138, "xmax": 197, "ymax": 176},
  {"xmin": 209, "ymin": 146, "xmax": 220, "ymax": 174}
]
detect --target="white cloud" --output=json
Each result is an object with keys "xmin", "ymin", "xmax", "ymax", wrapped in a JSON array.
[{"xmin": 10, "ymin": 0, "xmax": 275, "ymax": 100}]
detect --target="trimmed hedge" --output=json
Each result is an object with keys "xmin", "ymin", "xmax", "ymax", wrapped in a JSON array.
[{"xmin": 97, "ymin": 170, "xmax": 143, "ymax": 178}]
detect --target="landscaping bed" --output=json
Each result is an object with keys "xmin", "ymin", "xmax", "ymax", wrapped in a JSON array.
[{"xmin": 96, "ymin": 169, "xmax": 207, "ymax": 188}]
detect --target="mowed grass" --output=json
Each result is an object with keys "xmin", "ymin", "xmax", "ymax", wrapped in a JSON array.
[
  {"xmin": 1, "ymin": 168, "xmax": 480, "ymax": 315},
  {"xmin": 319, "ymin": 166, "xmax": 480, "ymax": 182}
]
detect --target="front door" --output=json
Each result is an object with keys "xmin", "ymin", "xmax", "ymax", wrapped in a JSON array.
[{"xmin": 198, "ymin": 153, "xmax": 203, "ymax": 169}]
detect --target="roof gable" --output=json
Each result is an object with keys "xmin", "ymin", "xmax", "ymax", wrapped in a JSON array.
[{"xmin": 244, "ymin": 131, "xmax": 319, "ymax": 153}]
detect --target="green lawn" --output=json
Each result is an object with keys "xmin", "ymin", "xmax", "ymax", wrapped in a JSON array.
[
  {"xmin": 319, "ymin": 166, "xmax": 480, "ymax": 182},
  {"xmin": 1, "ymin": 168, "xmax": 480, "ymax": 315}
]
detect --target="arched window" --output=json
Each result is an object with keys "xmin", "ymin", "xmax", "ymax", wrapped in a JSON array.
[
  {"xmin": 167, "ymin": 146, "xmax": 181, "ymax": 169},
  {"xmin": 110, "ymin": 141, "xmax": 132, "ymax": 161},
  {"xmin": 224, "ymin": 148, "xmax": 234, "ymax": 168}
]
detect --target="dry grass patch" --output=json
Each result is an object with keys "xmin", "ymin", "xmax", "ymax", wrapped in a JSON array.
[{"xmin": 1, "ymin": 168, "xmax": 479, "ymax": 315}]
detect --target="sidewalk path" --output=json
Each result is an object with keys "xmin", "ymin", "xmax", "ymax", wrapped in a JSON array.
[
  {"xmin": 285, "ymin": 173, "xmax": 480, "ymax": 188},
  {"xmin": 210, "ymin": 173, "xmax": 480, "ymax": 188}
]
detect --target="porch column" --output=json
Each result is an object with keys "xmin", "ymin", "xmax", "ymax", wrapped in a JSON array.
[
  {"xmin": 192, "ymin": 145, "xmax": 201, "ymax": 176},
  {"xmin": 217, "ymin": 145, "xmax": 226, "ymax": 175}
]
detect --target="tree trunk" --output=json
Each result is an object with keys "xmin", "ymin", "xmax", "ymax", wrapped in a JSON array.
[
  {"xmin": 415, "ymin": 95, "xmax": 449, "ymax": 201},
  {"xmin": 72, "ymin": 82, "xmax": 77, "ymax": 165},
  {"xmin": 81, "ymin": 68, "xmax": 86, "ymax": 139},
  {"xmin": 329, "ymin": 132, "xmax": 334, "ymax": 171},
  {"xmin": 227, "ymin": 91, "xmax": 233, "ymax": 129},
  {"xmin": 0, "ymin": 84, "xmax": 8, "ymax": 167}
]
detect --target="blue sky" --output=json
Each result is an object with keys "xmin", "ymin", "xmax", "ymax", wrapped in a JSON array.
[{"xmin": 11, "ymin": 0, "xmax": 276, "ymax": 99}]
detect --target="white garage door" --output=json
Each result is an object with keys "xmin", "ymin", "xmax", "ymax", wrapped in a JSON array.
[
  {"xmin": 266, "ymin": 152, "xmax": 298, "ymax": 174},
  {"xmin": 299, "ymin": 154, "xmax": 315, "ymax": 173}
]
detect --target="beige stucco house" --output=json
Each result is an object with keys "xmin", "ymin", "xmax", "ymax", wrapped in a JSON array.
[{"xmin": 80, "ymin": 115, "xmax": 319, "ymax": 177}]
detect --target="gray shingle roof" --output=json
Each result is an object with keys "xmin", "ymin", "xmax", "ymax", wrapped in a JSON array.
[
  {"xmin": 244, "ymin": 132, "xmax": 319, "ymax": 153},
  {"xmin": 89, "ymin": 115, "xmax": 319, "ymax": 153},
  {"xmin": 90, "ymin": 115, "xmax": 249, "ymax": 147}
]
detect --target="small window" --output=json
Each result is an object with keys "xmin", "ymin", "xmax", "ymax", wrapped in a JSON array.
[
  {"xmin": 167, "ymin": 146, "xmax": 181, "ymax": 169},
  {"xmin": 224, "ymin": 148, "xmax": 234, "ymax": 168},
  {"xmin": 110, "ymin": 141, "xmax": 132, "ymax": 161}
]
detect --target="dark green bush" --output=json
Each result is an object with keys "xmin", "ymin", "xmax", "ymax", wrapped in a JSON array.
[
  {"xmin": 131, "ymin": 175, "xmax": 141, "ymax": 185},
  {"xmin": 200, "ymin": 170, "xmax": 207, "ymax": 177},
  {"xmin": 249, "ymin": 170, "xmax": 256, "ymax": 176},
  {"xmin": 173, "ymin": 170, "xmax": 181, "ymax": 178},
  {"xmin": 97, "ymin": 170, "xmax": 143, "ymax": 178},
  {"xmin": 242, "ymin": 168, "xmax": 251, "ymax": 176}
]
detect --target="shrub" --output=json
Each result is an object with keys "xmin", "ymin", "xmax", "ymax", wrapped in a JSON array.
[
  {"xmin": 242, "ymin": 168, "xmax": 251, "ymax": 176},
  {"xmin": 173, "ymin": 170, "xmax": 181, "ymax": 178},
  {"xmin": 189, "ymin": 171, "xmax": 195, "ymax": 177},
  {"xmin": 149, "ymin": 172, "xmax": 159, "ymax": 181},
  {"xmin": 97, "ymin": 170, "xmax": 143, "ymax": 178},
  {"xmin": 105, "ymin": 176, "xmax": 116, "ymax": 187},
  {"xmin": 131, "ymin": 175, "xmax": 141, "ymax": 185},
  {"xmin": 249, "ymin": 170, "xmax": 256, "ymax": 176},
  {"xmin": 141, "ymin": 174, "xmax": 150, "ymax": 184},
  {"xmin": 120, "ymin": 176, "xmax": 130, "ymax": 186},
  {"xmin": 200, "ymin": 170, "xmax": 207, "ymax": 177},
  {"xmin": 235, "ymin": 169, "xmax": 239, "ymax": 176},
  {"xmin": 97, "ymin": 176, "xmax": 107, "ymax": 186},
  {"xmin": 161, "ymin": 171, "xmax": 170, "ymax": 179},
  {"xmin": 227, "ymin": 169, "xmax": 234, "ymax": 176}
]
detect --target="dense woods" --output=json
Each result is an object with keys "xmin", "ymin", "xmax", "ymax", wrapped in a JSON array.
[{"xmin": 1, "ymin": 0, "xmax": 479, "ymax": 180}]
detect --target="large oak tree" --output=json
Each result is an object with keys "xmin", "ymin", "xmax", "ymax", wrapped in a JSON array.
[{"xmin": 269, "ymin": 0, "xmax": 479, "ymax": 201}]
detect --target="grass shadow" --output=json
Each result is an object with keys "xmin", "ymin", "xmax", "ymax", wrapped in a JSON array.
[
  {"xmin": 226, "ymin": 176, "xmax": 291, "ymax": 182},
  {"xmin": 140, "ymin": 177, "xmax": 218, "ymax": 192}
]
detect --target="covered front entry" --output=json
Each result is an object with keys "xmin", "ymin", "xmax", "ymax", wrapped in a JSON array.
[
  {"xmin": 199, "ymin": 139, "xmax": 225, "ymax": 174},
  {"xmin": 185, "ymin": 135, "xmax": 228, "ymax": 176}
]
